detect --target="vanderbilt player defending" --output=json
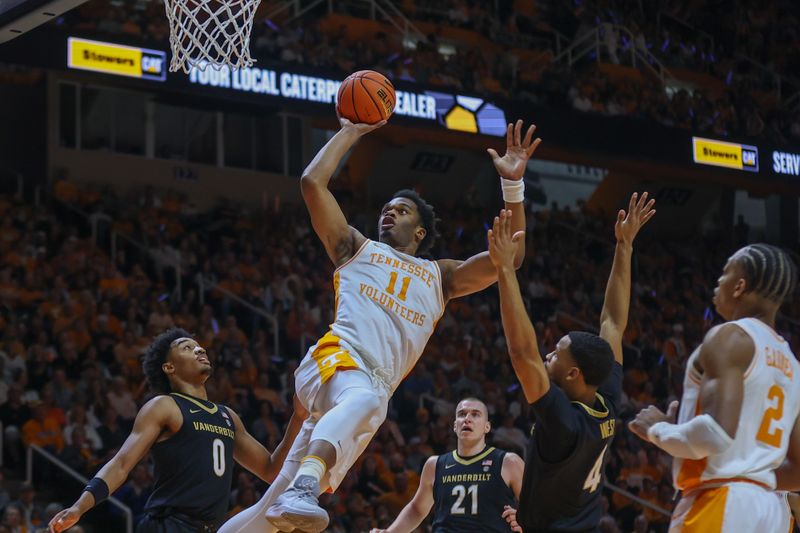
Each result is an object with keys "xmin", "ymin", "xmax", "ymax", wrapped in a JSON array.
[
  {"xmin": 493, "ymin": 192, "xmax": 655, "ymax": 532},
  {"xmin": 219, "ymin": 119, "xmax": 541, "ymax": 533},
  {"xmin": 48, "ymin": 328, "xmax": 308, "ymax": 533},
  {"xmin": 631, "ymin": 244, "xmax": 799, "ymax": 532},
  {"xmin": 370, "ymin": 398, "xmax": 524, "ymax": 533}
]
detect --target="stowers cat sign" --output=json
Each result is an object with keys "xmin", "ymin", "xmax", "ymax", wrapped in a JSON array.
[
  {"xmin": 692, "ymin": 136, "xmax": 759, "ymax": 172},
  {"xmin": 67, "ymin": 37, "xmax": 166, "ymax": 81}
]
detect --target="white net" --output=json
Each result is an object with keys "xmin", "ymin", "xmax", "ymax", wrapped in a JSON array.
[{"xmin": 163, "ymin": 0, "xmax": 262, "ymax": 73}]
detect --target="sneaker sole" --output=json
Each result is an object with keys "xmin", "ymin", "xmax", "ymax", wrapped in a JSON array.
[
  {"xmin": 266, "ymin": 510, "xmax": 329, "ymax": 533},
  {"xmin": 266, "ymin": 510, "xmax": 330, "ymax": 533}
]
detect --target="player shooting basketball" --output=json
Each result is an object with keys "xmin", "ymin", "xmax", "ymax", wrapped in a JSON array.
[{"xmin": 219, "ymin": 117, "xmax": 541, "ymax": 533}]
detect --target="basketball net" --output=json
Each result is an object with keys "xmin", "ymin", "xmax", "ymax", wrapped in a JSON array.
[{"xmin": 163, "ymin": 0, "xmax": 262, "ymax": 73}]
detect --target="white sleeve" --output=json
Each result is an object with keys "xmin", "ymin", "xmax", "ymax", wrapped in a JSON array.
[{"xmin": 647, "ymin": 414, "xmax": 734, "ymax": 460}]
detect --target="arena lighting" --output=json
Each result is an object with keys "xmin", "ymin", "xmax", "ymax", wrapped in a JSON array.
[
  {"xmin": 691, "ymin": 136, "xmax": 759, "ymax": 172},
  {"xmin": 772, "ymin": 151, "xmax": 800, "ymax": 177}
]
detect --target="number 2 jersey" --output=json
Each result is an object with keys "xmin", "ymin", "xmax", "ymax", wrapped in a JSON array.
[
  {"xmin": 432, "ymin": 447, "xmax": 517, "ymax": 532},
  {"xmin": 144, "ymin": 392, "xmax": 235, "ymax": 524},
  {"xmin": 309, "ymin": 239, "xmax": 444, "ymax": 392},
  {"xmin": 673, "ymin": 317, "xmax": 800, "ymax": 492}
]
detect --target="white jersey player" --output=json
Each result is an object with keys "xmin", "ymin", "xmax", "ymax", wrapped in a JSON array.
[
  {"xmin": 631, "ymin": 244, "xmax": 798, "ymax": 533},
  {"xmin": 219, "ymin": 117, "xmax": 541, "ymax": 533}
]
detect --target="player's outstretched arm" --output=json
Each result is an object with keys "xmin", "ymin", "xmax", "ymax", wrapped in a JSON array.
[
  {"xmin": 438, "ymin": 120, "xmax": 540, "ymax": 301},
  {"xmin": 489, "ymin": 210, "xmax": 548, "ymax": 404},
  {"xmin": 228, "ymin": 395, "xmax": 309, "ymax": 483},
  {"xmin": 599, "ymin": 192, "xmax": 655, "ymax": 364},
  {"xmin": 775, "ymin": 414, "xmax": 800, "ymax": 490},
  {"xmin": 629, "ymin": 324, "xmax": 752, "ymax": 458},
  {"xmin": 301, "ymin": 115, "xmax": 382, "ymax": 266},
  {"xmin": 49, "ymin": 396, "xmax": 174, "ymax": 532},
  {"xmin": 370, "ymin": 456, "xmax": 437, "ymax": 533}
]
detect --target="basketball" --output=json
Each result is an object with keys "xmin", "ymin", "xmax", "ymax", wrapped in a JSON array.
[{"xmin": 337, "ymin": 70, "xmax": 396, "ymax": 125}]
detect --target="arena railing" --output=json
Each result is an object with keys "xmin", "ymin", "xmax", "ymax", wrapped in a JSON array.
[
  {"xmin": 265, "ymin": 0, "xmax": 426, "ymax": 44},
  {"xmin": 604, "ymin": 481, "xmax": 672, "ymax": 518},
  {"xmin": 34, "ymin": 183, "xmax": 284, "ymax": 358},
  {"xmin": 197, "ymin": 275, "xmax": 280, "ymax": 358},
  {"xmin": 33, "ymin": 184, "xmax": 184, "ymax": 301},
  {"xmin": 26, "ymin": 444, "xmax": 134, "ymax": 533},
  {"xmin": 553, "ymin": 23, "xmax": 674, "ymax": 85}
]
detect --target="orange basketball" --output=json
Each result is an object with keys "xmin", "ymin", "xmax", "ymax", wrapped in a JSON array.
[{"xmin": 337, "ymin": 70, "xmax": 396, "ymax": 125}]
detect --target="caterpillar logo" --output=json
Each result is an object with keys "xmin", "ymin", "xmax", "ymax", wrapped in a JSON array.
[
  {"xmin": 692, "ymin": 137, "xmax": 759, "ymax": 172},
  {"xmin": 68, "ymin": 37, "xmax": 166, "ymax": 81}
]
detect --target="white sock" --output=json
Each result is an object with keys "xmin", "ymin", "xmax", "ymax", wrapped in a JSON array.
[{"xmin": 293, "ymin": 455, "xmax": 326, "ymax": 484}]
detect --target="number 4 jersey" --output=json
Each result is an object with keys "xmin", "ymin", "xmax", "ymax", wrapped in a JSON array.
[
  {"xmin": 673, "ymin": 317, "xmax": 800, "ymax": 492},
  {"xmin": 310, "ymin": 239, "xmax": 444, "ymax": 392},
  {"xmin": 432, "ymin": 447, "xmax": 517, "ymax": 533},
  {"xmin": 145, "ymin": 393, "xmax": 236, "ymax": 524}
]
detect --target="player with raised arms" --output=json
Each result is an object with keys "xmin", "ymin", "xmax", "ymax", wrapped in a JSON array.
[
  {"xmin": 631, "ymin": 244, "xmax": 799, "ymax": 532},
  {"xmin": 370, "ymin": 397, "xmax": 524, "ymax": 533},
  {"xmin": 493, "ymin": 192, "xmax": 654, "ymax": 532},
  {"xmin": 48, "ymin": 328, "xmax": 308, "ymax": 533},
  {"xmin": 219, "ymin": 115, "xmax": 541, "ymax": 533}
]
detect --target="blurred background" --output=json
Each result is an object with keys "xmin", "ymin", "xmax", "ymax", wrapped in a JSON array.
[{"xmin": 0, "ymin": 0, "xmax": 798, "ymax": 531}]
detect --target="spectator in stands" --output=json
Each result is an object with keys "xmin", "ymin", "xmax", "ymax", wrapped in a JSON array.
[
  {"xmin": 10, "ymin": 484, "xmax": 42, "ymax": 532},
  {"xmin": 112, "ymin": 464, "xmax": 152, "ymax": 526},
  {"xmin": 1, "ymin": 504, "xmax": 25, "ymax": 533},
  {"xmin": 57, "ymin": 426, "xmax": 98, "ymax": 476},
  {"xmin": 0, "ymin": 385, "xmax": 29, "ymax": 468},
  {"xmin": 63, "ymin": 405, "xmax": 103, "ymax": 452},
  {"xmin": 0, "ymin": 470, "xmax": 10, "ymax": 512},
  {"xmin": 21, "ymin": 401, "xmax": 63, "ymax": 454}
]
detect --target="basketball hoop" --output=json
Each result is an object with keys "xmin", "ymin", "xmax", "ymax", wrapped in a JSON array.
[{"xmin": 163, "ymin": 0, "xmax": 262, "ymax": 73}]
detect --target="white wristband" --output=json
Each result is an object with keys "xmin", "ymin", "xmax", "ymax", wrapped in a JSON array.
[{"xmin": 501, "ymin": 178, "xmax": 525, "ymax": 203}]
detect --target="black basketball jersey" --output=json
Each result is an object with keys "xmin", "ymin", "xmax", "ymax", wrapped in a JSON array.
[
  {"xmin": 518, "ymin": 363, "xmax": 623, "ymax": 532},
  {"xmin": 431, "ymin": 446, "xmax": 516, "ymax": 533},
  {"xmin": 145, "ymin": 393, "xmax": 236, "ymax": 524}
]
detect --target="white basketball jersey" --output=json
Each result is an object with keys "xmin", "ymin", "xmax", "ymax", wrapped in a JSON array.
[
  {"xmin": 321, "ymin": 239, "xmax": 444, "ymax": 391},
  {"xmin": 673, "ymin": 318, "xmax": 800, "ymax": 491}
]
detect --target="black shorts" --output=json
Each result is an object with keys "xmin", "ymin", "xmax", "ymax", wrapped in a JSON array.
[{"xmin": 137, "ymin": 511, "xmax": 219, "ymax": 533}]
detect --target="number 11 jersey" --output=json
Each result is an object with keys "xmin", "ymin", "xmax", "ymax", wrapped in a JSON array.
[{"xmin": 320, "ymin": 239, "xmax": 444, "ymax": 392}]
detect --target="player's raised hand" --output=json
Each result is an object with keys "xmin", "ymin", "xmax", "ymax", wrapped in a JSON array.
[
  {"xmin": 337, "ymin": 106, "xmax": 387, "ymax": 136},
  {"xmin": 502, "ymin": 505, "xmax": 523, "ymax": 532},
  {"xmin": 488, "ymin": 209, "xmax": 525, "ymax": 269},
  {"xmin": 615, "ymin": 192, "xmax": 656, "ymax": 245},
  {"xmin": 369, "ymin": 529, "xmax": 388, "ymax": 533},
  {"xmin": 487, "ymin": 120, "xmax": 541, "ymax": 181},
  {"xmin": 628, "ymin": 400, "xmax": 678, "ymax": 443},
  {"xmin": 48, "ymin": 506, "xmax": 81, "ymax": 532}
]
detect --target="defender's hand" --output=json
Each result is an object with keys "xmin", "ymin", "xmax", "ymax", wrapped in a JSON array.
[
  {"xmin": 615, "ymin": 192, "xmax": 656, "ymax": 245},
  {"xmin": 49, "ymin": 506, "xmax": 82, "ymax": 533},
  {"xmin": 488, "ymin": 209, "xmax": 525, "ymax": 270},
  {"xmin": 487, "ymin": 120, "xmax": 541, "ymax": 181},
  {"xmin": 292, "ymin": 393, "xmax": 310, "ymax": 420},
  {"xmin": 502, "ymin": 505, "xmax": 523, "ymax": 532}
]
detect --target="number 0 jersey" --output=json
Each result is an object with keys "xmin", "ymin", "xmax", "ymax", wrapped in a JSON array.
[
  {"xmin": 673, "ymin": 318, "xmax": 800, "ymax": 492},
  {"xmin": 432, "ymin": 447, "xmax": 516, "ymax": 533},
  {"xmin": 311, "ymin": 239, "xmax": 444, "ymax": 392},
  {"xmin": 145, "ymin": 393, "xmax": 235, "ymax": 524}
]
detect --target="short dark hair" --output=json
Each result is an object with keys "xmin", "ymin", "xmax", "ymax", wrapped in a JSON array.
[
  {"xmin": 733, "ymin": 244, "xmax": 798, "ymax": 305},
  {"xmin": 142, "ymin": 328, "xmax": 191, "ymax": 394},
  {"xmin": 392, "ymin": 189, "xmax": 439, "ymax": 255},
  {"xmin": 567, "ymin": 331, "xmax": 614, "ymax": 387}
]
